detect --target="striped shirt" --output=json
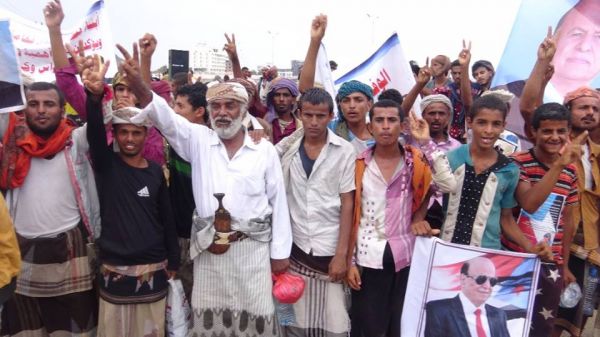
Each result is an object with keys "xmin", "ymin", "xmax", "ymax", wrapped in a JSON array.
[{"xmin": 503, "ymin": 150, "xmax": 578, "ymax": 263}]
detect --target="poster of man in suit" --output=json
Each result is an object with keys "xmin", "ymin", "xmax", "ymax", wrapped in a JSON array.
[
  {"xmin": 493, "ymin": 0, "xmax": 600, "ymax": 140},
  {"xmin": 0, "ymin": 19, "xmax": 25, "ymax": 113},
  {"xmin": 402, "ymin": 238, "xmax": 541, "ymax": 337}
]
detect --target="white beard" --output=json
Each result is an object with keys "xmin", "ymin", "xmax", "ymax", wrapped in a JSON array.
[{"xmin": 210, "ymin": 114, "xmax": 244, "ymax": 140}]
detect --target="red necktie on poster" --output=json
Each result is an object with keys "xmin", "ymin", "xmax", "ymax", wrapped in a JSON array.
[{"xmin": 475, "ymin": 308, "xmax": 487, "ymax": 337}]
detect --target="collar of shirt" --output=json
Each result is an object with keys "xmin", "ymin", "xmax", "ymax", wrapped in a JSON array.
[
  {"xmin": 459, "ymin": 292, "xmax": 486, "ymax": 312},
  {"xmin": 357, "ymin": 141, "xmax": 406, "ymax": 163},
  {"xmin": 208, "ymin": 127, "xmax": 260, "ymax": 151},
  {"xmin": 325, "ymin": 128, "xmax": 344, "ymax": 147},
  {"xmin": 587, "ymin": 139, "xmax": 600, "ymax": 158},
  {"xmin": 457, "ymin": 144, "xmax": 513, "ymax": 174}
]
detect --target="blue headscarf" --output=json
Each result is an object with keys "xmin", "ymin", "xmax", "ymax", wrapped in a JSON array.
[{"xmin": 336, "ymin": 80, "xmax": 373, "ymax": 103}]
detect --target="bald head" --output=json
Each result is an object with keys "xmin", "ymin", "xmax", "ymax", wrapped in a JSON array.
[{"xmin": 460, "ymin": 257, "xmax": 497, "ymax": 307}]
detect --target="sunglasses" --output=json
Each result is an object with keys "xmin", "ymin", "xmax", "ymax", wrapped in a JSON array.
[{"xmin": 465, "ymin": 274, "xmax": 498, "ymax": 287}]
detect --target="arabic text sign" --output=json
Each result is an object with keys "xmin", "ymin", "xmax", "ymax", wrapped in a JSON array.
[
  {"xmin": 0, "ymin": 0, "xmax": 116, "ymax": 83},
  {"xmin": 335, "ymin": 33, "xmax": 420, "ymax": 115}
]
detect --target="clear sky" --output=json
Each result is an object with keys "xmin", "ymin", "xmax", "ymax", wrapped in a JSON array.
[{"xmin": 0, "ymin": 0, "xmax": 522, "ymax": 78}]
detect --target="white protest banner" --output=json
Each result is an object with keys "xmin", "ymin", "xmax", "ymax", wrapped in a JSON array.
[
  {"xmin": 402, "ymin": 237, "xmax": 541, "ymax": 337},
  {"xmin": 334, "ymin": 32, "xmax": 420, "ymax": 115},
  {"xmin": 0, "ymin": 0, "xmax": 116, "ymax": 83},
  {"xmin": 315, "ymin": 43, "xmax": 337, "ymax": 110},
  {"xmin": 0, "ymin": 19, "xmax": 26, "ymax": 113}
]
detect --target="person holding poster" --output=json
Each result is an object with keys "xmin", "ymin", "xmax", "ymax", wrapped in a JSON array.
[
  {"xmin": 518, "ymin": 30, "xmax": 600, "ymax": 332},
  {"xmin": 502, "ymin": 103, "xmax": 580, "ymax": 337},
  {"xmin": 346, "ymin": 99, "xmax": 435, "ymax": 337},
  {"xmin": 428, "ymin": 95, "xmax": 552, "ymax": 257}
]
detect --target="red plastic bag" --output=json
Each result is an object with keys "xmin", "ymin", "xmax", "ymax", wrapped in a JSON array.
[{"xmin": 272, "ymin": 272, "xmax": 305, "ymax": 304}]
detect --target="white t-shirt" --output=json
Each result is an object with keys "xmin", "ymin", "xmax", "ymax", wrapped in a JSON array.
[{"xmin": 12, "ymin": 152, "xmax": 80, "ymax": 238}]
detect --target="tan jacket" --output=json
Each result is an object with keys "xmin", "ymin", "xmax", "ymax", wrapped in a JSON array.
[{"xmin": 0, "ymin": 193, "xmax": 20, "ymax": 288}]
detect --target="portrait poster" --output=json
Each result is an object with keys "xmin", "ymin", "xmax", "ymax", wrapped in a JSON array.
[
  {"xmin": 402, "ymin": 237, "xmax": 541, "ymax": 337},
  {"xmin": 0, "ymin": 19, "xmax": 25, "ymax": 113},
  {"xmin": 491, "ymin": 0, "xmax": 600, "ymax": 139}
]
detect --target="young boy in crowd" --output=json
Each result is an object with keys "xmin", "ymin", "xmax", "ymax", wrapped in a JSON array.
[
  {"xmin": 347, "ymin": 99, "xmax": 435, "ymax": 337},
  {"xmin": 431, "ymin": 95, "xmax": 552, "ymax": 258},
  {"xmin": 502, "ymin": 103, "xmax": 581, "ymax": 337}
]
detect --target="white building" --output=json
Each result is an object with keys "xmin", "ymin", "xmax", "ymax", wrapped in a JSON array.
[{"xmin": 191, "ymin": 43, "xmax": 232, "ymax": 78}]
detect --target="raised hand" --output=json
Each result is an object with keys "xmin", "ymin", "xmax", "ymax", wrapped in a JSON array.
[
  {"xmin": 310, "ymin": 14, "xmax": 327, "ymax": 41},
  {"xmin": 558, "ymin": 130, "xmax": 588, "ymax": 167},
  {"xmin": 223, "ymin": 33, "xmax": 237, "ymax": 58},
  {"xmin": 116, "ymin": 43, "xmax": 141, "ymax": 82},
  {"xmin": 138, "ymin": 33, "xmax": 157, "ymax": 59},
  {"xmin": 416, "ymin": 57, "xmax": 432, "ymax": 85},
  {"xmin": 408, "ymin": 109, "xmax": 430, "ymax": 144},
  {"xmin": 458, "ymin": 39, "xmax": 472, "ymax": 67},
  {"xmin": 43, "ymin": 0, "xmax": 64, "ymax": 29},
  {"xmin": 116, "ymin": 42, "xmax": 152, "ymax": 107},
  {"xmin": 538, "ymin": 26, "xmax": 557, "ymax": 62},
  {"xmin": 82, "ymin": 54, "xmax": 110, "ymax": 97},
  {"xmin": 65, "ymin": 40, "xmax": 89, "ymax": 76}
]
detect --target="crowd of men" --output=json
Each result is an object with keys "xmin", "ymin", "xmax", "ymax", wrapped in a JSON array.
[{"xmin": 0, "ymin": 1, "xmax": 599, "ymax": 337}]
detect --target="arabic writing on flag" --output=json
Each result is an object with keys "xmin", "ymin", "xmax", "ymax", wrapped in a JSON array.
[
  {"xmin": 0, "ymin": 0, "xmax": 116, "ymax": 82},
  {"xmin": 334, "ymin": 32, "xmax": 421, "ymax": 115},
  {"xmin": 0, "ymin": 20, "xmax": 25, "ymax": 113}
]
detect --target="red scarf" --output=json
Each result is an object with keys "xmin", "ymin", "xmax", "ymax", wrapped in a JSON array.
[{"xmin": 0, "ymin": 112, "xmax": 74, "ymax": 189}]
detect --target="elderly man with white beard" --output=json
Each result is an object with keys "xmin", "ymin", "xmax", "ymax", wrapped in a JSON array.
[{"xmin": 118, "ymin": 43, "xmax": 292, "ymax": 336}]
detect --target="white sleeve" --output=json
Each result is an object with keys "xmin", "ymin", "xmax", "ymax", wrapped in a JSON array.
[
  {"xmin": 264, "ymin": 144, "xmax": 292, "ymax": 259},
  {"xmin": 432, "ymin": 151, "xmax": 458, "ymax": 193},
  {"xmin": 134, "ymin": 92, "xmax": 207, "ymax": 162}
]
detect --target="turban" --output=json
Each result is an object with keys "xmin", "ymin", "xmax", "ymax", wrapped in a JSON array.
[
  {"xmin": 336, "ymin": 80, "xmax": 373, "ymax": 103},
  {"xmin": 206, "ymin": 82, "xmax": 249, "ymax": 104},
  {"xmin": 267, "ymin": 78, "xmax": 299, "ymax": 102},
  {"xmin": 228, "ymin": 78, "xmax": 257, "ymax": 102},
  {"xmin": 111, "ymin": 107, "xmax": 152, "ymax": 128},
  {"xmin": 151, "ymin": 80, "xmax": 172, "ymax": 104},
  {"xmin": 420, "ymin": 94, "xmax": 453, "ymax": 112},
  {"xmin": 563, "ymin": 86, "xmax": 600, "ymax": 106},
  {"xmin": 265, "ymin": 78, "xmax": 299, "ymax": 122},
  {"xmin": 481, "ymin": 89, "xmax": 515, "ymax": 104},
  {"xmin": 112, "ymin": 71, "xmax": 129, "ymax": 88},
  {"xmin": 471, "ymin": 60, "xmax": 494, "ymax": 74}
]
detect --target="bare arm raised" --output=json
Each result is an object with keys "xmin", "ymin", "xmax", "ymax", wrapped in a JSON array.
[
  {"xmin": 223, "ymin": 33, "xmax": 243, "ymax": 79},
  {"xmin": 298, "ymin": 14, "xmax": 327, "ymax": 93},
  {"xmin": 520, "ymin": 27, "xmax": 557, "ymax": 126}
]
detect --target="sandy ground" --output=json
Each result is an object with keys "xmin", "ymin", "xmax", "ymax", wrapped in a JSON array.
[{"xmin": 561, "ymin": 311, "xmax": 596, "ymax": 337}]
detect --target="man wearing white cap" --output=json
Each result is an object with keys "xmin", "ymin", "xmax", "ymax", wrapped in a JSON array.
[
  {"xmin": 118, "ymin": 44, "xmax": 292, "ymax": 336},
  {"xmin": 84, "ymin": 58, "xmax": 179, "ymax": 337}
]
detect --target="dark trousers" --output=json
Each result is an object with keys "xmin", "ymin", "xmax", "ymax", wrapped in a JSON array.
[{"xmin": 351, "ymin": 244, "xmax": 410, "ymax": 337}]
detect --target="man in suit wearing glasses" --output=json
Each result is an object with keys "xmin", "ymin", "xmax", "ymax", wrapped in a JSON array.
[{"xmin": 424, "ymin": 256, "xmax": 510, "ymax": 337}]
